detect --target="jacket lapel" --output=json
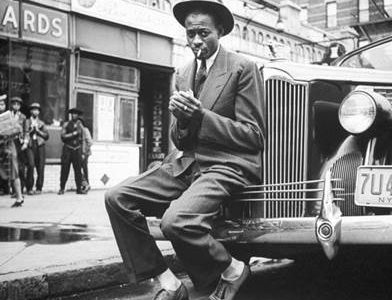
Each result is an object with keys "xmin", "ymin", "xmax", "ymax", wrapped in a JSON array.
[{"xmin": 199, "ymin": 47, "xmax": 231, "ymax": 110}]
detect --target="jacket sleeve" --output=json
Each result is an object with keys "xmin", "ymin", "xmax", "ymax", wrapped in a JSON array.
[
  {"xmin": 169, "ymin": 69, "xmax": 199, "ymax": 151},
  {"xmin": 37, "ymin": 123, "xmax": 49, "ymax": 141},
  {"xmin": 197, "ymin": 61, "xmax": 264, "ymax": 153},
  {"xmin": 61, "ymin": 122, "xmax": 74, "ymax": 141}
]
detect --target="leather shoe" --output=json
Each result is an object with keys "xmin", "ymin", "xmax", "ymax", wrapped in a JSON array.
[
  {"xmin": 153, "ymin": 283, "xmax": 189, "ymax": 300},
  {"xmin": 57, "ymin": 189, "xmax": 64, "ymax": 195},
  {"xmin": 209, "ymin": 265, "xmax": 250, "ymax": 300},
  {"xmin": 11, "ymin": 199, "xmax": 24, "ymax": 208}
]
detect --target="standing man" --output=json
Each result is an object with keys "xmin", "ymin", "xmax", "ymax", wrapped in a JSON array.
[
  {"xmin": 25, "ymin": 103, "xmax": 49, "ymax": 195},
  {"xmin": 10, "ymin": 97, "xmax": 27, "ymax": 194},
  {"xmin": 58, "ymin": 108, "xmax": 86, "ymax": 195},
  {"xmin": 105, "ymin": 1, "xmax": 264, "ymax": 299}
]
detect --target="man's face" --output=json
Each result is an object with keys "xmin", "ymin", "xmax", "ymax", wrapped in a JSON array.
[
  {"xmin": 185, "ymin": 12, "xmax": 222, "ymax": 60},
  {"xmin": 11, "ymin": 101, "xmax": 21, "ymax": 111},
  {"xmin": 71, "ymin": 113, "xmax": 79, "ymax": 120},
  {"xmin": 0, "ymin": 101, "xmax": 5, "ymax": 113},
  {"xmin": 30, "ymin": 108, "xmax": 40, "ymax": 118}
]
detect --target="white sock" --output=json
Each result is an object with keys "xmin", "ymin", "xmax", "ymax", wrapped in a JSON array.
[
  {"xmin": 221, "ymin": 258, "xmax": 245, "ymax": 282},
  {"xmin": 157, "ymin": 268, "xmax": 182, "ymax": 291}
]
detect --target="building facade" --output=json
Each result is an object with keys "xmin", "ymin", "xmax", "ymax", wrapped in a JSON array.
[
  {"xmin": 293, "ymin": 0, "xmax": 392, "ymax": 50},
  {"xmin": 0, "ymin": 0, "xmax": 329, "ymax": 192}
]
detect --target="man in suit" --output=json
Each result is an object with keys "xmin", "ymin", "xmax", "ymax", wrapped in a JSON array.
[
  {"xmin": 25, "ymin": 103, "xmax": 49, "ymax": 195},
  {"xmin": 105, "ymin": 1, "xmax": 264, "ymax": 299},
  {"xmin": 58, "ymin": 108, "xmax": 86, "ymax": 195}
]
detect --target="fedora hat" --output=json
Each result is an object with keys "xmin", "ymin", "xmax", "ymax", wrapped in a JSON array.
[
  {"xmin": 29, "ymin": 102, "xmax": 41, "ymax": 110},
  {"xmin": 10, "ymin": 96, "xmax": 23, "ymax": 104},
  {"xmin": 173, "ymin": 0, "xmax": 234, "ymax": 36},
  {"xmin": 68, "ymin": 107, "xmax": 83, "ymax": 115}
]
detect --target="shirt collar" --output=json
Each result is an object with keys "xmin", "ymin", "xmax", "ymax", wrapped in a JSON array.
[{"xmin": 196, "ymin": 44, "xmax": 220, "ymax": 74}]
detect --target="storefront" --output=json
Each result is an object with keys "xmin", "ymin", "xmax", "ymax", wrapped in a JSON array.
[
  {"xmin": 1, "ymin": 0, "xmax": 175, "ymax": 192},
  {"xmin": 70, "ymin": 4, "xmax": 175, "ymax": 189},
  {"xmin": 0, "ymin": 0, "xmax": 69, "ymax": 190}
]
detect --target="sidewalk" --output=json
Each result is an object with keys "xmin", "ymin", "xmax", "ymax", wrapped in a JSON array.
[{"xmin": 0, "ymin": 190, "xmax": 178, "ymax": 300}]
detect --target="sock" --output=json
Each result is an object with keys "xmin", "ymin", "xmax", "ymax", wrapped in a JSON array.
[
  {"xmin": 221, "ymin": 258, "xmax": 245, "ymax": 282},
  {"xmin": 157, "ymin": 268, "xmax": 182, "ymax": 291}
]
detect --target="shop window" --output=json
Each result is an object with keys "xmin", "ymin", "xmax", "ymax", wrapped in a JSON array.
[
  {"xmin": 76, "ymin": 91, "xmax": 138, "ymax": 144},
  {"xmin": 76, "ymin": 91, "xmax": 94, "ymax": 135},
  {"xmin": 119, "ymin": 98, "xmax": 137, "ymax": 141},
  {"xmin": 0, "ymin": 39, "xmax": 68, "ymax": 163}
]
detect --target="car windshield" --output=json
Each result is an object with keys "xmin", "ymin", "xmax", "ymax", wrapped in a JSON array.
[{"xmin": 340, "ymin": 39, "xmax": 392, "ymax": 71}]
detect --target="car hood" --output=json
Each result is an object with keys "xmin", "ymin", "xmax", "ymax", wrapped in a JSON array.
[{"xmin": 264, "ymin": 61, "xmax": 392, "ymax": 84}]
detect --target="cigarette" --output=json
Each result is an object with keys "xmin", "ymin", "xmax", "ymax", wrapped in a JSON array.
[{"xmin": 197, "ymin": 49, "xmax": 201, "ymax": 58}]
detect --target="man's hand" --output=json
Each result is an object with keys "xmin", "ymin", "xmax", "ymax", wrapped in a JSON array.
[{"xmin": 169, "ymin": 90, "xmax": 202, "ymax": 128}]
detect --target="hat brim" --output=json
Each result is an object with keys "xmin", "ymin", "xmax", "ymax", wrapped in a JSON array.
[
  {"xmin": 68, "ymin": 109, "xmax": 83, "ymax": 115},
  {"xmin": 173, "ymin": 1, "xmax": 234, "ymax": 36},
  {"xmin": 29, "ymin": 106, "xmax": 41, "ymax": 111}
]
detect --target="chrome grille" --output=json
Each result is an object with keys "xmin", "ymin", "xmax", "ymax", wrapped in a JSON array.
[
  {"xmin": 331, "ymin": 152, "xmax": 365, "ymax": 216},
  {"xmin": 250, "ymin": 77, "xmax": 309, "ymax": 218}
]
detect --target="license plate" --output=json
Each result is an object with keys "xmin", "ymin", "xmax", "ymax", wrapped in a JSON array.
[{"xmin": 355, "ymin": 166, "xmax": 392, "ymax": 207}]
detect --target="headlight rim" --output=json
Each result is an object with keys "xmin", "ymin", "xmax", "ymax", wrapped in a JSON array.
[{"xmin": 338, "ymin": 90, "xmax": 378, "ymax": 135}]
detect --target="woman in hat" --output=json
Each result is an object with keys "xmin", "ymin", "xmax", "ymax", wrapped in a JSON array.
[{"xmin": 0, "ymin": 95, "xmax": 24, "ymax": 207}]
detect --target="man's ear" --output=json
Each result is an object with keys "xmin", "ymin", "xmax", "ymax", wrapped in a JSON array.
[{"xmin": 218, "ymin": 25, "xmax": 225, "ymax": 37}]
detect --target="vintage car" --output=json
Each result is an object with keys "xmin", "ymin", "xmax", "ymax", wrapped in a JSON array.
[{"xmin": 209, "ymin": 35, "xmax": 392, "ymax": 263}]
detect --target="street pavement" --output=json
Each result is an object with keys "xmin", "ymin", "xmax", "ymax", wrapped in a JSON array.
[
  {"xmin": 0, "ymin": 189, "xmax": 293, "ymax": 300},
  {"xmin": 63, "ymin": 255, "xmax": 392, "ymax": 300},
  {"xmin": 0, "ymin": 189, "xmax": 176, "ymax": 300}
]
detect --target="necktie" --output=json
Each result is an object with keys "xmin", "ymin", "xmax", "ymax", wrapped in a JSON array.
[{"xmin": 194, "ymin": 58, "xmax": 207, "ymax": 97}]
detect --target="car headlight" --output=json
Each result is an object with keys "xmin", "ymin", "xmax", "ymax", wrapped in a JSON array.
[{"xmin": 338, "ymin": 90, "xmax": 392, "ymax": 135}]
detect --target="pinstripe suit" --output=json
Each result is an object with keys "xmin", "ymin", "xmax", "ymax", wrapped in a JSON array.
[{"xmin": 105, "ymin": 46, "xmax": 264, "ymax": 289}]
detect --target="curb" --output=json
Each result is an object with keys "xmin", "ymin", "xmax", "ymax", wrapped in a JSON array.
[{"xmin": 0, "ymin": 253, "xmax": 183, "ymax": 300}]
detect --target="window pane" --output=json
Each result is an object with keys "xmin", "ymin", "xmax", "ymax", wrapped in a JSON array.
[
  {"xmin": 76, "ymin": 92, "xmax": 94, "ymax": 137},
  {"xmin": 326, "ymin": 2, "xmax": 337, "ymax": 28},
  {"xmin": 119, "ymin": 98, "xmax": 136, "ymax": 142},
  {"xmin": 96, "ymin": 94, "xmax": 115, "ymax": 141},
  {"xmin": 79, "ymin": 57, "xmax": 137, "ymax": 85},
  {"xmin": 359, "ymin": 0, "xmax": 369, "ymax": 22}
]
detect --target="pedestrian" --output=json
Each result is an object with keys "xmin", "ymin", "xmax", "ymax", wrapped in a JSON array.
[
  {"xmin": 105, "ymin": 1, "xmax": 264, "ymax": 299},
  {"xmin": 10, "ymin": 96, "xmax": 27, "ymax": 194},
  {"xmin": 58, "ymin": 108, "xmax": 86, "ymax": 195},
  {"xmin": 80, "ymin": 118, "xmax": 92, "ymax": 192},
  {"xmin": 25, "ymin": 103, "xmax": 49, "ymax": 195},
  {"xmin": 0, "ymin": 95, "xmax": 24, "ymax": 207}
]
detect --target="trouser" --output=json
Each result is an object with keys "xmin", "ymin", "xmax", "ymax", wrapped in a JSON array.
[
  {"xmin": 60, "ymin": 146, "xmax": 83, "ymax": 191},
  {"xmin": 26, "ymin": 142, "xmax": 46, "ymax": 191},
  {"xmin": 14, "ymin": 140, "xmax": 26, "ymax": 191},
  {"xmin": 81, "ymin": 156, "xmax": 89, "ymax": 184},
  {"xmin": 104, "ymin": 161, "xmax": 247, "ymax": 290},
  {"xmin": 0, "ymin": 178, "xmax": 9, "ymax": 194}
]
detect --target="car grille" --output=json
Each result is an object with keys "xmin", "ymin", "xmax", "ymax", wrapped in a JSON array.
[
  {"xmin": 248, "ymin": 77, "xmax": 309, "ymax": 218},
  {"xmin": 331, "ymin": 152, "xmax": 365, "ymax": 216}
]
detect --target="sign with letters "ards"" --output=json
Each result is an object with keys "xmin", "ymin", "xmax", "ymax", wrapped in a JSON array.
[{"xmin": 0, "ymin": 0, "xmax": 68, "ymax": 48}]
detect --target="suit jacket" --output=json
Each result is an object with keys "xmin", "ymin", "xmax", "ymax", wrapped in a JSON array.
[
  {"xmin": 25, "ymin": 117, "xmax": 49, "ymax": 147},
  {"xmin": 169, "ymin": 46, "xmax": 265, "ymax": 184}
]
